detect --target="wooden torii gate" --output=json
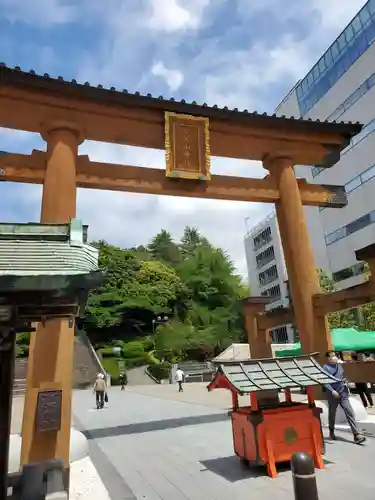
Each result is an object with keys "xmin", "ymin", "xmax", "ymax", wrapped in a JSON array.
[{"xmin": 0, "ymin": 63, "xmax": 365, "ymax": 473}]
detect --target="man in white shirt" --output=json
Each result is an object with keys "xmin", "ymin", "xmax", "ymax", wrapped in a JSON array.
[{"xmin": 175, "ymin": 367, "xmax": 184, "ymax": 392}]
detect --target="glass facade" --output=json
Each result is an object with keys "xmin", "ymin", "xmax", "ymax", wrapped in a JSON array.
[
  {"xmin": 327, "ymin": 70, "xmax": 375, "ymax": 122},
  {"xmin": 296, "ymin": 0, "xmax": 375, "ymax": 116},
  {"xmin": 312, "ymin": 116, "xmax": 375, "ymax": 177}
]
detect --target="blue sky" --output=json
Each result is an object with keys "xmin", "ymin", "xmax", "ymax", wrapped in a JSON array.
[{"xmin": 0, "ymin": 0, "xmax": 367, "ymax": 277}]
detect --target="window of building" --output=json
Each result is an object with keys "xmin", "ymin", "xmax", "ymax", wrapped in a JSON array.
[
  {"xmin": 261, "ymin": 284, "xmax": 281, "ymax": 302},
  {"xmin": 347, "ymin": 213, "xmax": 371, "ymax": 234},
  {"xmin": 270, "ymin": 326, "xmax": 289, "ymax": 344},
  {"xmin": 313, "ymin": 117, "xmax": 375, "ymax": 178},
  {"xmin": 332, "ymin": 262, "xmax": 365, "ymax": 283},
  {"xmin": 345, "ymin": 176, "xmax": 362, "ymax": 193},
  {"xmin": 325, "ymin": 209, "xmax": 375, "ymax": 245},
  {"xmin": 256, "ymin": 245, "xmax": 275, "ymax": 268},
  {"xmin": 361, "ymin": 164, "xmax": 375, "ymax": 182},
  {"xmin": 321, "ymin": 162, "xmax": 375, "ymax": 212},
  {"xmin": 342, "ymin": 117, "xmax": 375, "ymax": 153},
  {"xmin": 258, "ymin": 264, "xmax": 278, "ymax": 287},
  {"xmin": 325, "ymin": 226, "xmax": 347, "ymax": 245},
  {"xmin": 253, "ymin": 226, "xmax": 272, "ymax": 251},
  {"xmin": 360, "ymin": 4, "xmax": 372, "ymax": 25},
  {"xmin": 312, "ymin": 166, "xmax": 325, "ymax": 178},
  {"xmin": 295, "ymin": 3, "xmax": 375, "ymax": 115},
  {"xmin": 323, "ymin": 68, "xmax": 375, "ymax": 122}
]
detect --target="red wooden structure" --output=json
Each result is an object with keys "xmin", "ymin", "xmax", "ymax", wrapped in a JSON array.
[{"xmin": 207, "ymin": 355, "xmax": 339, "ymax": 478}]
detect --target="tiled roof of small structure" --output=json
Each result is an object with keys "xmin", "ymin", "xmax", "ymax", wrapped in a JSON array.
[
  {"xmin": 0, "ymin": 220, "xmax": 99, "ymax": 278},
  {"xmin": 212, "ymin": 355, "xmax": 340, "ymax": 393},
  {"xmin": 0, "ymin": 63, "xmax": 362, "ymax": 139}
]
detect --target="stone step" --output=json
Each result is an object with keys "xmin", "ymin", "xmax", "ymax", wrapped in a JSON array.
[{"xmin": 12, "ymin": 334, "xmax": 101, "ymax": 391}]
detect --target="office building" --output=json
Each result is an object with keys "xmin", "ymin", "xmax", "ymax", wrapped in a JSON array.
[
  {"xmin": 244, "ymin": 211, "xmax": 295, "ymax": 343},
  {"xmin": 275, "ymin": 0, "xmax": 375, "ymax": 290}
]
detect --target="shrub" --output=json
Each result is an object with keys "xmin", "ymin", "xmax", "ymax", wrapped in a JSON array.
[
  {"xmin": 110, "ymin": 340, "xmax": 125, "ymax": 348},
  {"xmin": 101, "ymin": 357, "xmax": 122, "ymax": 385},
  {"xmin": 148, "ymin": 362, "xmax": 171, "ymax": 381},
  {"xmin": 122, "ymin": 340, "xmax": 145, "ymax": 359},
  {"xmin": 140, "ymin": 336, "xmax": 154, "ymax": 351},
  {"xmin": 124, "ymin": 353, "xmax": 150, "ymax": 369},
  {"xmin": 100, "ymin": 347, "xmax": 117, "ymax": 358}
]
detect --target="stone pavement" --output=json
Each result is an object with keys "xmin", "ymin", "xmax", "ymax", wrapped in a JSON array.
[{"xmin": 72, "ymin": 384, "xmax": 375, "ymax": 500}]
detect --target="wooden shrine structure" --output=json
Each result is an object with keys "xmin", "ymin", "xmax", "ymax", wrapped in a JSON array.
[
  {"xmin": 0, "ymin": 63, "xmax": 374, "ymax": 474},
  {"xmin": 207, "ymin": 355, "xmax": 340, "ymax": 477}
]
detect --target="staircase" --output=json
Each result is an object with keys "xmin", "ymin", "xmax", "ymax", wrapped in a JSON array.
[
  {"xmin": 13, "ymin": 359, "xmax": 28, "ymax": 396},
  {"xmin": 13, "ymin": 333, "xmax": 103, "ymax": 393},
  {"xmin": 73, "ymin": 333, "xmax": 103, "ymax": 389}
]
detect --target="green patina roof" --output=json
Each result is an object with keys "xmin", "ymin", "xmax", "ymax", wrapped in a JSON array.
[
  {"xmin": 213, "ymin": 355, "xmax": 339, "ymax": 393},
  {"xmin": 0, "ymin": 219, "xmax": 99, "ymax": 278}
]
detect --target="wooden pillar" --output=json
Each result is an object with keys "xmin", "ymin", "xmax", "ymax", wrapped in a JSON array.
[
  {"xmin": 264, "ymin": 157, "xmax": 332, "ymax": 362},
  {"xmin": 40, "ymin": 127, "xmax": 78, "ymax": 223},
  {"xmin": 21, "ymin": 126, "xmax": 81, "ymax": 472},
  {"xmin": 243, "ymin": 298, "xmax": 273, "ymax": 359},
  {"xmin": 0, "ymin": 328, "xmax": 16, "ymax": 499},
  {"xmin": 243, "ymin": 298, "xmax": 279, "ymax": 407}
]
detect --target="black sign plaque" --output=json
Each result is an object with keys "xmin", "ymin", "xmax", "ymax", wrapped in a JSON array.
[{"xmin": 36, "ymin": 390, "xmax": 62, "ymax": 432}]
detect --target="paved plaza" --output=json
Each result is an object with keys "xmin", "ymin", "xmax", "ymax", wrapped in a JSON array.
[{"xmin": 71, "ymin": 384, "xmax": 375, "ymax": 500}]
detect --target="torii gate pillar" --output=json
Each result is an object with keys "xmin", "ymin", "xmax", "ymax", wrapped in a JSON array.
[
  {"xmin": 264, "ymin": 156, "xmax": 333, "ymax": 363},
  {"xmin": 21, "ymin": 126, "xmax": 81, "ymax": 480}
]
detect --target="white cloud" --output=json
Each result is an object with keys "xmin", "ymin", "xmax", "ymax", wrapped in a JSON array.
[
  {"xmin": 0, "ymin": 0, "xmax": 369, "ymax": 278},
  {"xmin": 0, "ymin": 0, "xmax": 78, "ymax": 25},
  {"xmin": 77, "ymin": 139, "xmax": 267, "ymax": 277},
  {"xmin": 151, "ymin": 61, "xmax": 184, "ymax": 91},
  {"xmin": 146, "ymin": 0, "xmax": 211, "ymax": 32}
]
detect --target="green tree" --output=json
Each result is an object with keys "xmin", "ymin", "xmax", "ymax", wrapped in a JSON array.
[
  {"xmin": 180, "ymin": 226, "xmax": 209, "ymax": 256},
  {"xmin": 84, "ymin": 230, "xmax": 249, "ymax": 365},
  {"xmin": 148, "ymin": 229, "xmax": 181, "ymax": 266},
  {"xmin": 85, "ymin": 241, "xmax": 185, "ymax": 329}
]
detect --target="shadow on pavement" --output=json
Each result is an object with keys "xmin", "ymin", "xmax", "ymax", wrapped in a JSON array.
[
  {"xmin": 83, "ymin": 412, "xmax": 230, "ymax": 440},
  {"xmin": 201, "ymin": 456, "xmax": 334, "ymax": 482}
]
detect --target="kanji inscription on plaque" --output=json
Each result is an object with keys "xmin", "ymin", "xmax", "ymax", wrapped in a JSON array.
[
  {"xmin": 165, "ymin": 112, "xmax": 211, "ymax": 180},
  {"xmin": 36, "ymin": 390, "xmax": 62, "ymax": 432}
]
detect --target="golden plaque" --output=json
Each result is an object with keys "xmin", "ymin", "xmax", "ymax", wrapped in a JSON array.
[{"xmin": 165, "ymin": 111, "xmax": 211, "ymax": 180}]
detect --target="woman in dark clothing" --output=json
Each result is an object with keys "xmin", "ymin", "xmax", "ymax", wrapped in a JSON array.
[{"xmin": 352, "ymin": 352, "xmax": 374, "ymax": 408}]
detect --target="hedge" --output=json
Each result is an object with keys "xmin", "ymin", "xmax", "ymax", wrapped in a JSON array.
[{"xmin": 148, "ymin": 362, "xmax": 171, "ymax": 381}]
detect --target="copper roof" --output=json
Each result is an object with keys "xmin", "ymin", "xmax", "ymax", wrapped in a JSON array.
[
  {"xmin": 0, "ymin": 63, "xmax": 363, "ymax": 139},
  {"xmin": 210, "ymin": 355, "xmax": 340, "ymax": 393}
]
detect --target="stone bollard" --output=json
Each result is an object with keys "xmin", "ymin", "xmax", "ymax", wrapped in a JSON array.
[
  {"xmin": 291, "ymin": 452, "xmax": 319, "ymax": 500},
  {"xmin": 45, "ymin": 459, "xmax": 68, "ymax": 500},
  {"xmin": 20, "ymin": 462, "xmax": 44, "ymax": 500}
]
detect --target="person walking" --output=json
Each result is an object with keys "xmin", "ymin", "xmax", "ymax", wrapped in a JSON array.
[
  {"xmin": 120, "ymin": 372, "xmax": 127, "ymax": 391},
  {"xmin": 323, "ymin": 351, "xmax": 366, "ymax": 444},
  {"xmin": 352, "ymin": 353, "xmax": 374, "ymax": 409},
  {"xmin": 94, "ymin": 373, "xmax": 107, "ymax": 409},
  {"xmin": 175, "ymin": 367, "xmax": 185, "ymax": 392}
]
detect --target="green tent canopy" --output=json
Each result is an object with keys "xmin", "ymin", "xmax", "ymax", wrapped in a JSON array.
[{"xmin": 275, "ymin": 328, "xmax": 375, "ymax": 357}]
